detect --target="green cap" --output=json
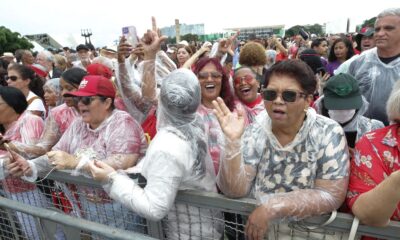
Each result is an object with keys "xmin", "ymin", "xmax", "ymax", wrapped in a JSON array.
[{"xmin": 323, "ymin": 73, "xmax": 362, "ymax": 110}]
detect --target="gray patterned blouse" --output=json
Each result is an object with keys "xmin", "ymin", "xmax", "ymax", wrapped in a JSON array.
[{"xmin": 241, "ymin": 108, "xmax": 349, "ymax": 199}]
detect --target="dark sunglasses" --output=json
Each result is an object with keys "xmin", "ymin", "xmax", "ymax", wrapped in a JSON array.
[
  {"xmin": 4, "ymin": 76, "xmax": 18, "ymax": 81},
  {"xmin": 234, "ymin": 74, "xmax": 254, "ymax": 87},
  {"xmin": 198, "ymin": 71, "xmax": 222, "ymax": 80},
  {"xmin": 75, "ymin": 96, "xmax": 101, "ymax": 105},
  {"xmin": 262, "ymin": 89, "xmax": 306, "ymax": 103}
]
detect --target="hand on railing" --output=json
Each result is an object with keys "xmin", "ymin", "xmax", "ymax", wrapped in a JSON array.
[
  {"xmin": 5, "ymin": 144, "xmax": 32, "ymax": 177},
  {"xmin": 245, "ymin": 205, "xmax": 272, "ymax": 240},
  {"xmin": 47, "ymin": 150, "xmax": 78, "ymax": 170},
  {"xmin": 89, "ymin": 160, "xmax": 116, "ymax": 183}
]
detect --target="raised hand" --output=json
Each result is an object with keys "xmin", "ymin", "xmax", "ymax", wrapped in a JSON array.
[
  {"xmin": 212, "ymin": 97, "xmax": 245, "ymax": 141},
  {"xmin": 117, "ymin": 35, "xmax": 133, "ymax": 63}
]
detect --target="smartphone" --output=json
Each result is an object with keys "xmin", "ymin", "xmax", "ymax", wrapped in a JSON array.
[
  {"xmin": 122, "ymin": 26, "xmax": 139, "ymax": 48},
  {"xmin": 299, "ymin": 28, "xmax": 309, "ymax": 41}
]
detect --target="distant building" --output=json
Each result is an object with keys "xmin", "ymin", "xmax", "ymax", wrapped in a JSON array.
[
  {"xmin": 225, "ymin": 25, "xmax": 285, "ymax": 40},
  {"xmin": 161, "ymin": 23, "xmax": 205, "ymax": 38},
  {"xmin": 24, "ymin": 33, "xmax": 62, "ymax": 50}
]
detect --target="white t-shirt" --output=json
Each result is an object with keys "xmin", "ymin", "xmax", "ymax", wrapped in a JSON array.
[{"xmin": 26, "ymin": 91, "xmax": 46, "ymax": 114}]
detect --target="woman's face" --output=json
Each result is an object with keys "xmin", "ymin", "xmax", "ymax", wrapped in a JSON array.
[
  {"xmin": 60, "ymin": 78, "xmax": 78, "ymax": 107},
  {"xmin": 264, "ymin": 74, "xmax": 311, "ymax": 130},
  {"xmin": 177, "ymin": 47, "xmax": 190, "ymax": 66},
  {"xmin": 334, "ymin": 41, "xmax": 348, "ymax": 61},
  {"xmin": 197, "ymin": 62, "xmax": 223, "ymax": 103},
  {"xmin": 77, "ymin": 96, "xmax": 111, "ymax": 129},
  {"xmin": 234, "ymin": 68, "xmax": 259, "ymax": 103},
  {"xmin": 6, "ymin": 69, "xmax": 30, "ymax": 93},
  {"xmin": 43, "ymin": 85, "xmax": 58, "ymax": 107},
  {"xmin": 0, "ymin": 96, "xmax": 18, "ymax": 124}
]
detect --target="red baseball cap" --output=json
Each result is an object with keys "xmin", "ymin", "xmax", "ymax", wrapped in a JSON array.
[
  {"xmin": 64, "ymin": 75, "xmax": 116, "ymax": 98},
  {"xmin": 86, "ymin": 63, "xmax": 113, "ymax": 79}
]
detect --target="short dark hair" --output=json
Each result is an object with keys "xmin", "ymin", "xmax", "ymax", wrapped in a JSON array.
[
  {"xmin": 0, "ymin": 86, "xmax": 28, "ymax": 114},
  {"xmin": 311, "ymin": 38, "xmax": 327, "ymax": 49},
  {"xmin": 264, "ymin": 59, "xmax": 317, "ymax": 95},
  {"xmin": 61, "ymin": 68, "xmax": 87, "ymax": 87},
  {"xmin": 0, "ymin": 87, "xmax": 28, "ymax": 134}
]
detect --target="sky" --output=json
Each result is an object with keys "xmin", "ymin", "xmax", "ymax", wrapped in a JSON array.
[{"xmin": 1, "ymin": 0, "xmax": 398, "ymax": 48}]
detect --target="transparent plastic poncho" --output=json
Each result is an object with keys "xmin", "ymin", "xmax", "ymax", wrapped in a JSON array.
[
  {"xmin": 217, "ymin": 108, "xmax": 350, "ymax": 223},
  {"xmin": 104, "ymin": 69, "xmax": 222, "ymax": 239},
  {"xmin": 11, "ymin": 104, "xmax": 79, "ymax": 159},
  {"xmin": 348, "ymin": 47, "xmax": 400, "ymax": 125},
  {"xmin": 114, "ymin": 51, "xmax": 176, "ymax": 123}
]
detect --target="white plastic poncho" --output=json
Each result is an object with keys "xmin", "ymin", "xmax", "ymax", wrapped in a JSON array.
[
  {"xmin": 104, "ymin": 69, "xmax": 223, "ymax": 240},
  {"xmin": 348, "ymin": 47, "xmax": 400, "ymax": 125},
  {"xmin": 114, "ymin": 51, "xmax": 177, "ymax": 123},
  {"xmin": 314, "ymin": 96, "xmax": 384, "ymax": 142}
]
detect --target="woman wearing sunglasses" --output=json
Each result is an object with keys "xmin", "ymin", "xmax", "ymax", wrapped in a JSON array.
[
  {"xmin": 6, "ymin": 64, "xmax": 45, "ymax": 117},
  {"xmin": 5, "ymin": 68, "xmax": 87, "ymax": 159},
  {"xmin": 5, "ymin": 75, "xmax": 148, "ymax": 235},
  {"xmin": 213, "ymin": 59, "xmax": 349, "ymax": 240},
  {"xmin": 0, "ymin": 87, "xmax": 48, "ymax": 239},
  {"xmin": 233, "ymin": 66, "xmax": 265, "ymax": 124},
  {"xmin": 194, "ymin": 57, "xmax": 237, "ymax": 175}
]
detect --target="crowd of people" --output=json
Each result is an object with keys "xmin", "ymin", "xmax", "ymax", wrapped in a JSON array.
[{"xmin": 0, "ymin": 7, "xmax": 399, "ymax": 240}]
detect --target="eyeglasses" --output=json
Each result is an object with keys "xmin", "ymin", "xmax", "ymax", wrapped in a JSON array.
[
  {"xmin": 75, "ymin": 96, "xmax": 101, "ymax": 105},
  {"xmin": 4, "ymin": 76, "xmax": 18, "ymax": 81},
  {"xmin": 262, "ymin": 89, "xmax": 307, "ymax": 103},
  {"xmin": 197, "ymin": 71, "xmax": 222, "ymax": 80},
  {"xmin": 234, "ymin": 74, "xmax": 254, "ymax": 87}
]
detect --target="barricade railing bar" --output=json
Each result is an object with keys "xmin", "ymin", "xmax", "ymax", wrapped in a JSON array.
[{"xmin": 0, "ymin": 170, "xmax": 399, "ymax": 240}]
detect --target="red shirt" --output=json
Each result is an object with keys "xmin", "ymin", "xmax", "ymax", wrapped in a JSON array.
[
  {"xmin": 347, "ymin": 124, "xmax": 400, "ymax": 221},
  {"xmin": 275, "ymin": 52, "xmax": 288, "ymax": 62}
]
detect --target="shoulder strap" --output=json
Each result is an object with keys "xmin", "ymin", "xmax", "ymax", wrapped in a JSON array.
[{"xmin": 27, "ymin": 96, "xmax": 41, "ymax": 105}]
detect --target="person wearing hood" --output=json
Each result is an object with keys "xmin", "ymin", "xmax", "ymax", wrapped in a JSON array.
[
  {"xmin": 89, "ymin": 69, "xmax": 223, "ymax": 240},
  {"xmin": 314, "ymin": 73, "xmax": 384, "ymax": 149}
]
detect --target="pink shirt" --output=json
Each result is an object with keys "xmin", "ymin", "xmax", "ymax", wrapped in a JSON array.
[
  {"xmin": 52, "ymin": 109, "xmax": 148, "ymax": 203},
  {"xmin": 53, "ymin": 109, "xmax": 147, "ymax": 159},
  {"xmin": 197, "ymin": 101, "xmax": 247, "ymax": 175},
  {"xmin": 1, "ymin": 112, "xmax": 44, "ymax": 193},
  {"xmin": 49, "ymin": 103, "xmax": 79, "ymax": 135}
]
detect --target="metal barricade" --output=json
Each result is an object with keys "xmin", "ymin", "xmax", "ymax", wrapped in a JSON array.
[{"xmin": 0, "ymin": 170, "xmax": 399, "ymax": 240}]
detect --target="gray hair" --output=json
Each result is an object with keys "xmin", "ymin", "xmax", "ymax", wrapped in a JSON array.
[
  {"xmin": 39, "ymin": 50, "xmax": 54, "ymax": 63},
  {"xmin": 386, "ymin": 80, "xmax": 400, "ymax": 122},
  {"xmin": 377, "ymin": 8, "xmax": 400, "ymax": 18}
]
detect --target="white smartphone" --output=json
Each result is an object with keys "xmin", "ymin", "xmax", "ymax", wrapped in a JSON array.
[{"xmin": 122, "ymin": 26, "xmax": 139, "ymax": 48}]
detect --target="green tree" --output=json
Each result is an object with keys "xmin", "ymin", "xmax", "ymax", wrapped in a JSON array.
[
  {"xmin": 0, "ymin": 26, "xmax": 33, "ymax": 55},
  {"xmin": 181, "ymin": 33, "xmax": 198, "ymax": 43}
]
